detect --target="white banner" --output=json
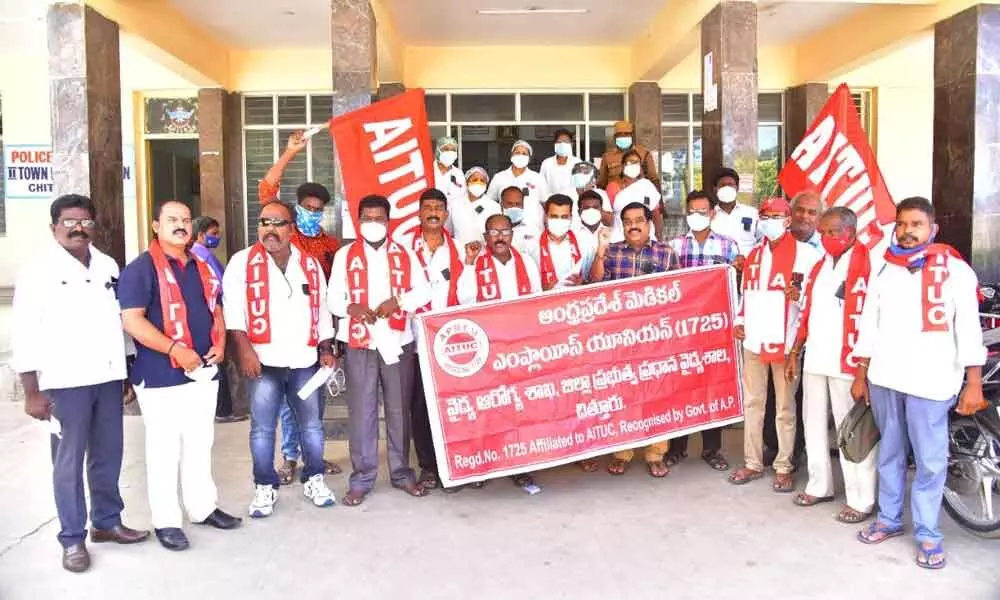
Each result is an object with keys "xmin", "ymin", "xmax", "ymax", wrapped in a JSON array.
[{"xmin": 4, "ymin": 143, "xmax": 135, "ymax": 200}]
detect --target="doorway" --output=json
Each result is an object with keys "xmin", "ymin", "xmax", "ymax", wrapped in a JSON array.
[{"xmin": 148, "ymin": 139, "xmax": 200, "ymax": 216}]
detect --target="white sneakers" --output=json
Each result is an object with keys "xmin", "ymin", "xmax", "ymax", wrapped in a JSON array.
[
  {"xmin": 249, "ymin": 484, "xmax": 277, "ymax": 518},
  {"xmin": 303, "ymin": 474, "xmax": 336, "ymax": 507}
]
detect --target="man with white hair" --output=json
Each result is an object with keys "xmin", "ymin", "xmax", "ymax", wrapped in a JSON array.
[{"xmin": 486, "ymin": 139, "xmax": 546, "ymax": 235}]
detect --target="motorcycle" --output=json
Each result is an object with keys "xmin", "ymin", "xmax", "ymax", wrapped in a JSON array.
[{"xmin": 941, "ymin": 285, "xmax": 1000, "ymax": 538}]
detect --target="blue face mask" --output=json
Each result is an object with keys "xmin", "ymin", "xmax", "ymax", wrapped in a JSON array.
[
  {"xmin": 888, "ymin": 230, "xmax": 937, "ymax": 268},
  {"xmin": 204, "ymin": 235, "xmax": 221, "ymax": 249},
  {"xmin": 572, "ymin": 173, "xmax": 592, "ymax": 190},
  {"xmin": 296, "ymin": 205, "xmax": 323, "ymax": 237},
  {"xmin": 504, "ymin": 207, "xmax": 524, "ymax": 225},
  {"xmin": 615, "ymin": 136, "xmax": 633, "ymax": 151}
]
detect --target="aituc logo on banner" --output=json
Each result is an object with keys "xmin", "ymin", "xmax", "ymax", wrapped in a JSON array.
[{"xmin": 433, "ymin": 319, "xmax": 490, "ymax": 378}]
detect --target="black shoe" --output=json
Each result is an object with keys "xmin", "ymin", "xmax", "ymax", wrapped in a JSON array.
[
  {"xmin": 196, "ymin": 509, "xmax": 242, "ymax": 530},
  {"xmin": 154, "ymin": 528, "xmax": 189, "ymax": 551},
  {"xmin": 214, "ymin": 414, "xmax": 248, "ymax": 424}
]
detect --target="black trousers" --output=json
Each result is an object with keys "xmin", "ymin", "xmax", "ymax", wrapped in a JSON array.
[
  {"xmin": 669, "ymin": 427, "xmax": 723, "ymax": 457},
  {"xmin": 215, "ymin": 365, "xmax": 234, "ymax": 418},
  {"xmin": 763, "ymin": 369, "xmax": 805, "ymax": 462},
  {"xmin": 410, "ymin": 361, "xmax": 438, "ymax": 473}
]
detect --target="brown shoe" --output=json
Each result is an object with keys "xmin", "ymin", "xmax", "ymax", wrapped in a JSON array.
[
  {"xmin": 90, "ymin": 524, "xmax": 150, "ymax": 545},
  {"xmin": 62, "ymin": 542, "xmax": 90, "ymax": 573}
]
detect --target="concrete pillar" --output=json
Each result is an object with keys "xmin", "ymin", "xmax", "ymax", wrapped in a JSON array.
[
  {"xmin": 197, "ymin": 88, "xmax": 245, "ymax": 260},
  {"xmin": 330, "ymin": 0, "xmax": 376, "ymax": 240},
  {"xmin": 47, "ymin": 2, "xmax": 125, "ymax": 266},
  {"xmin": 932, "ymin": 5, "xmax": 1000, "ymax": 281},
  {"xmin": 700, "ymin": 1, "xmax": 758, "ymax": 203},
  {"xmin": 783, "ymin": 83, "xmax": 829, "ymax": 163},
  {"xmin": 376, "ymin": 82, "xmax": 406, "ymax": 101}
]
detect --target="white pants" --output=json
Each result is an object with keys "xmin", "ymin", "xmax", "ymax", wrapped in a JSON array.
[
  {"xmin": 136, "ymin": 380, "xmax": 219, "ymax": 528},
  {"xmin": 802, "ymin": 372, "xmax": 878, "ymax": 512}
]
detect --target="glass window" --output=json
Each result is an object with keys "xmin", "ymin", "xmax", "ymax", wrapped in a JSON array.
[
  {"xmin": 425, "ymin": 94, "xmax": 447, "ymax": 122},
  {"xmin": 277, "ymin": 96, "xmax": 307, "ymax": 124},
  {"xmin": 277, "ymin": 129, "xmax": 309, "ymax": 201},
  {"xmin": 244, "ymin": 130, "xmax": 275, "ymax": 242},
  {"xmin": 661, "ymin": 126, "xmax": 689, "ymax": 208},
  {"xmin": 757, "ymin": 124, "xmax": 782, "ymax": 201},
  {"xmin": 589, "ymin": 93, "xmax": 625, "ymax": 121},
  {"xmin": 692, "ymin": 94, "xmax": 704, "ymax": 118},
  {"xmin": 452, "ymin": 94, "xmax": 515, "ymax": 121},
  {"xmin": 588, "ymin": 124, "xmax": 614, "ymax": 164},
  {"xmin": 520, "ymin": 94, "xmax": 584, "ymax": 121},
  {"xmin": 661, "ymin": 95, "xmax": 690, "ymax": 123},
  {"xmin": 759, "ymin": 93, "xmax": 783, "ymax": 123},
  {"xmin": 244, "ymin": 96, "xmax": 274, "ymax": 126},
  {"xmin": 310, "ymin": 95, "xmax": 333, "ymax": 124},
  {"xmin": 692, "ymin": 126, "xmax": 703, "ymax": 191}
]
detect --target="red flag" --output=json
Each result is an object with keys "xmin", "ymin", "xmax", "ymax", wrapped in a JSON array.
[
  {"xmin": 328, "ymin": 89, "xmax": 434, "ymax": 244},
  {"xmin": 779, "ymin": 84, "xmax": 894, "ymax": 248}
]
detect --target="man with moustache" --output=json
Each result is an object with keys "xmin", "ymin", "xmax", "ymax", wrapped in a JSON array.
[
  {"xmin": 409, "ymin": 189, "xmax": 465, "ymax": 489},
  {"xmin": 13, "ymin": 195, "xmax": 149, "ymax": 572},
  {"xmin": 592, "ymin": 202, "xmax": 680, "ymax": 478},
  {"xmin": 223, "ymin": 202, "xmax": 337, "ymax": 517},
  {"xmin": 119, "ymin": 200, "xmax": 242, "ymax": 551}
]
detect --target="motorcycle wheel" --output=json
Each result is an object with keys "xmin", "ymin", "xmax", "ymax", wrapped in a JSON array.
[{"xmin": 942, "ymin": 416, "xmax": 1000, "ymax": 539}]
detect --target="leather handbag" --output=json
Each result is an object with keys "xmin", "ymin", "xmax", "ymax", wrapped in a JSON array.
[{"xmin": 838, "ymin": 401, "xmax": 881, "ymax": 463}]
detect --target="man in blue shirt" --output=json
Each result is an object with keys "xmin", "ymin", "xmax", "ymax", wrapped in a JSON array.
[{"xmin": 119, "ymin": 200, "xmax": 241, "ymax": 551}]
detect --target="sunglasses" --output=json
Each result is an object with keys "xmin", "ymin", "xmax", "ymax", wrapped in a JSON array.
[
  {"xmin": 60, "ymin": 219, "xmax": 96, "ymax": 229},
  {"xmin": 259, "ymin": 218, "xmax": 291, "ymax": 228}
]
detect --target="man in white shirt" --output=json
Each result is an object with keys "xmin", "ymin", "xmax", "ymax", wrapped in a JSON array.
[
  {"xmin": 13, "ymin": 195, "xmax": 149, "ymax": 572},
  {"xmin": 526, "ymin": 194, "xmax": 588, "ymax": 290},
  {"xmin": 729, "ymin": 198, "xmax": 821, "ymax": 492},
  {"xmin": 785, "ymin": 207, "xmax": 877, "ymax": 524},
  {"xmin": 574, "ymin": 190, "xmax": 610, "ymax": 282},
  {"xmin": 327, "ymin": 195, "xmax": 433, "ymax": 507},
  {"xmin": 224, "ymin": 201, "xmax": 337, "ymax": 518},
  {"xmin": 569, "ymin": 162, "xmax": 613, "ymax": 229},
  {"xmin": 409, "ymin": 189, "xmax": 465, "ymax": 490},
  {"xmin": 432, "ymin": 136, "xmax": 466, "ymax": 207},
  {"xmin": 539, "ymin": 129, "xmax": 580, "ymax": 197},
  {"xmin": 851, "ymin": 197, "xmax": 986, "ymax": 569},
  {"xmin": 499, "ymin": 186, "xmax": 540, "ymax": 254},
  {"xmin": 449, "ymin": 166, "xmax": 501, "ymax": 245},
  {"xmin": 486, "ymin": 139, "xmax": 546, "ymax": 233},
  {"xmin": 710, "ymin": 167, "xmax": 760, "ymax": 256},
  {"xmin": 790, "ymin": 190, "xmax": 822, "ymax": 250}
]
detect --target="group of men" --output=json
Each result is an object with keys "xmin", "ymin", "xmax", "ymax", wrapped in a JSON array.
[{"xmin": 14, "ymin": 118, "xmax": 986, "ymax": 574}]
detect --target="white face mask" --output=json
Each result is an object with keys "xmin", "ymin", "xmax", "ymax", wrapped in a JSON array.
[
  {"xmin": 468, "ymin": 183, "xmax": 487, "ymax": 198},
  {"xmin": 686, "ymin": 213, "xmax": 711, "ymax": 232},
  {"xmin": 716, "ymin": 186, "xmax": 738, "ymax": 205},
  {"xmin": 554, "ymin": 142, "xmax": 572, "ymax": 158},
  {"xmin": 758, "ymin": 219, "xmax": 787, "ymax": 241},
  {"xmin": 580, "ymin": 208, "xmax": 602, "ymax": 227},
  {"xmin": 547, "ymin": 218, "xmax": 571, "ymax": 237},
  {"xmin": 438, "ymin": 151, "xmax": 458, "ymax": 167},
  {"xmin": 360, "ymin": 222, "xmax": 387, "ymax": 244},
  {"xmin": 623, "ymin": 163, "xmax": 642, "ymax": 179},
  {"xmin": 511, "ymin": 154, "xmax": 530, "ymax": 169}
]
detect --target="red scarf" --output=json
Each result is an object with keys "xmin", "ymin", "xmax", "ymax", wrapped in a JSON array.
[
  {"xmin": 475, "ymin": 249, "xmax": 532, "ymax": 302},
  {"xmin": 412, "ymin": 229, "xmax": 462, "ymax": 311},
  {"xmin": 742, "ymin": 233, "xmax": 798, "ymax": 362},
  {"xmin": 883, "ymin": 243, "xmax": 964, "ymax": 332},
  {"xmin": 796, "ymin": 242, "xmax": 871, "ymax": 376},
  {"xmin": 538, "ymin": 230, "xmax": 581, "ymax": 289},
  {"xmin": 148, "ymin": 240, "xmax": 221, "ymax": 369},
  {"xmin": 245, "ymin": 242, "xmax": 321, "ymax": 347},
  {"xmin": 346, "ymin": 240, "xmax": 413, "ymax": 349}
]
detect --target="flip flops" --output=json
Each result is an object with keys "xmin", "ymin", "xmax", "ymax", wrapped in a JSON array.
[
  {"xmin": 857, "ymin": 521, "xmax": 905, "ymax": 545},
  {"xmin": 916, "ymin": 543, "xmax": 946, "ymax": 570}
]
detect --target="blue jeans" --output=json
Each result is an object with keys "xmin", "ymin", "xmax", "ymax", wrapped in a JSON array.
[
  {"xmin": 279, "ymin": 403, "xmax": 300, "ymax": 461},
  {"xmin": 249, "ymin": 365, "xmax": 325, "ymax": 487},
  {"xmin": 869, "ymin": 383, "xmax": 955, "ymax": 544}
]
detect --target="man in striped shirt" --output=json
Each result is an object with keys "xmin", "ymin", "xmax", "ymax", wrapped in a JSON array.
[{"xmin": 665, "ymin": 190, "xmax": 740, "ymax": 471}]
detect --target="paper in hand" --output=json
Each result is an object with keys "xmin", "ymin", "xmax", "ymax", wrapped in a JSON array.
[
  {"xmin": 185, "ymin": 364, "xmax": 219, "ymax": 383},
  {"xmin": 370, "ymin": 319, "xmax": 403, "ymax": 365},
  {"xmin": 298, "ymin": 366, "xmax": 335, "ymax": 400}
]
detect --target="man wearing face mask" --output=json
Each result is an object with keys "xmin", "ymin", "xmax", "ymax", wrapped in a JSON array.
[
  {"xmin": 665, "ymin": 190, "xmax": 740, "ymax": 471},
  {"xmin": 540, "ymin": 129, "xmax": 581, "ymax": 197},
  {"xmin": 525, "ymin": 194, "xmax": 587, "ymax": 291},
  {"xmin": 327, "ymin": 195, "xmax": 433, "ymax": 507},
  {"xmin": 486, "ymin": 139, "xmax": 546, "ymax": 235},
  {"xmin": 451, "ymin": 166, "xmax": 502, "ymax": 245},
  {"xmin": 785, "ymin": 207, "xmax": 877, "ymax": 525},
  {"xmin": 597, "ymin": 120, "xmax": 660, "ymax": 191},
  {"xmin": 575, "ymin": 190, "xmax": 611, "ymax": 282},
  {"xmin": 500, "ymin": 186, "xmax": 538, "ymax": 254},
  {"xmin": 259, "ymin": 131, "xmax": 343, "ymax": 480},
  {"xmin": 710, "ymin": 168, "xmax": 760, "ymax": 256},
  {"xmin": 432, "ymin": 136, "xmax": 465, "ymax": 207},
  {"xmin": 729, "ymin": 198, "xmax": 821, "ymax": 492},
  {"xmin": 851, "ymin": 197, "xmax": 985, "ymax": 570},
  {"xmin": 569, "ymin": 162, "xmax": 613, "ymax": 229}
]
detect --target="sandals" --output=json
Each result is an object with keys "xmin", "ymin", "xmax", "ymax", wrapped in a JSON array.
[
  {"xmin": 324, "ymin": 460, "xmax": 343, "ymax": 475},
  {"xmin": 837, "ymin": 506, "xmax": 873, "ymax": 524},
  {"xmin": 793, "ymin": 493, "xmax": 834, "ymax": 507},
  {"xmin": 646, "ymin": 461, "xmax": 670, "ymax": 478},
  {"xmin": 342, "ymin": 489, "xmax": 367, "ymax": 507},
  {"xmin": 701, "ymin": 450, "xmax": 729, "ymax": 471},
  {"xmin": 728, "ymin": 467, "xmax": 764, "ymax": 485},
  {"xmin": 772, "ymin": 473, "xmax": 795, "ymax": 494},
  {"xmin": 916, "ymin": 542, "xmax": 946, "ymax": 570},
  {"xmin": 607, "ymin": 458, "xmax": 628, "ymax": 476},
  {"xmin": 512, "ymin": 474, "xmax": 536, "ymax": 488},
  {"xmin": 278, "ymin": 459, "xmax": 297, "ymax": 486},
  {"xmin": 664, "ymin": 452, "xmax": 686, "ymax": 468},
  {"xmin": 418, "ymin": 469, "xmax": 441, "ymax": 489},
  {"xmin": 857, "ymin": 521, "xmax": 905, "ymax": 545},
  {"xmin": 578, "ymin": 459, "xmax": 600, "ymax": 472},
  {"xmin": 393, "ymin": 482, "xmax": 429, "ymax": 498}
]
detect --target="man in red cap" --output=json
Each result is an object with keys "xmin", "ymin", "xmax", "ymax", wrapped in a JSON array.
[{"xmin": 728, "ymin": 197, "xmax": 822, "ymax": 492}]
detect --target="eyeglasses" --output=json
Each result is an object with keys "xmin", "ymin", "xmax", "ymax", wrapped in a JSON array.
[
  {"xmin": 259, "ymin": 218, "xmax": 291, "ymax": 228},
  {"xmin": 486, "ymin": 229, "xmax": 514, "ymax": 238},
  {"xmin": 60, "ymin": 219, "xmax": 95, "ymax": 229}
]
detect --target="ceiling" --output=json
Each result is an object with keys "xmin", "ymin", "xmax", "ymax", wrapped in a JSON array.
[
  {"xmin": 757, "ymin": 1, "xmax": 862, "ymax": 43},
  {"xmin": 169, "ymin": 0, "xmax": 332, "ymax": 48}
]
